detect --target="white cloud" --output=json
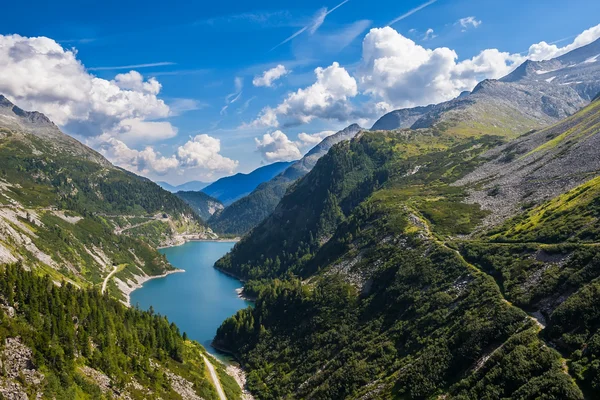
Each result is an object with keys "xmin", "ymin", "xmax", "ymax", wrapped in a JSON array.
[
  {"xmin": 253, "ymin": 65, "xmax": 290, "ymax": 87},
  {"xmin": 358, "ymin": 27, "xmax": 524, "ymax": 108},
  {"xmin": 177, "ymin": 134, "xmax": 238, "ymax": 172},
  {"xmin": 297, "ymin": 130, "xmax": 336, "ymax": 146},
  {"xmin": 458, "ymin": 16, "xmax": 482, "ymax": 31},
  {"xmin": 255, "ymin": 131, "xmax": 302, "ymax": 162},
  {"xmin": 113, "ymin": 71, "xmax": 161, "ymax": 94},
  {"xmin": 526, "ymin": 23, "xmax": 600, "ymax": 61},
  {"xmin": 106, "ymin": 118, "xmax": 178, "ymax": 145},
  {"xmin": 96, "ymin": 132, "xmax": 239, "ymax": 177},
  {"xmin": 0, "ymin": 34, "xmax": 172, "ymax": 138},
  {"xmin": 423, "ymin": 28, "xmax": 437, "ymax": 41},
  {"xmin": 98, "ymin": 136, "xmax": 179, "ymax": 175},
  {"xmin": 251, "ymin": 62, "xmax": 358, "ymax": 127}
]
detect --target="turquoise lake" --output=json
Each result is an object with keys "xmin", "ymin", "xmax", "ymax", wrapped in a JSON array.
[{"xmin": 130, "ymin": 241, "xmax": 252, "ymax": 356}]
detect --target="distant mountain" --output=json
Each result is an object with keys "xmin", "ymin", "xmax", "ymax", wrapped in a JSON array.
[
  {"xmin": 156, "ymin": 180, "xmax": 211, "ymax": 192},
  {"xmin": 175, "ymin": 191, "xmax": 224, "ymax": 221},
  {"xmin": 371, "ymin": 37, "xmax": 600, "ymax": 135},
  {"xmin": 201, "ymin": 161, "xmax": 294, "ymax": 206},
  {"xmin": 208, "ymin": 124, "xmax": 363, "ymax": 235}
]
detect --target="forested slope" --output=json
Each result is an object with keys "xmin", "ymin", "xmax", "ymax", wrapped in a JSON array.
[{"xmin": 213, "ymin": 99, "xmax": 600, "ymax": 398}]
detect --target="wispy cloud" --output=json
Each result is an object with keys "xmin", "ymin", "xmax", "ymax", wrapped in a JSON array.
[
  {"xmin": 388, "ymin": 0, "xmax": 437, "ymax": 26},
  {"xmin": 271, "ymin": 0, "xmax": 351, "ymax": 50},
  {"xmin": 457, "ymin": 16, "xmax": 482, "ymax": 31},
  {"xmin": 222, "ymin": 77, "xmax": 244, "ymax": 115},
  {"xmin": 196, "ymin": 10, "xmax": 294, "ymax": 28},
  {"xmin": 237, "ymin": 96, "xmax": 257, "ymax": 114},
  {"xmin": 149, "ymin": 68, "xmax": 211, "ymax": 77},
  {"xmin": 88, "ymin": 62, "xmax": 176, "ymax": 71},
  {"xmin": 59, "ymin": 38, "xmax": 97, "ymax": 44}
]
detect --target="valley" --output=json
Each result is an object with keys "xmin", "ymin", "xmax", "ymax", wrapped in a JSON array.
[{"xmin": 0, "ymin": 17, "xmax": 600, "ymax": 400}]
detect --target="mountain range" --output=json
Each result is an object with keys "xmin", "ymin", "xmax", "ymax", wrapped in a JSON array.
[
  {"xmin": 212, "ymin": 39, "xmax": 600, "ymax": 399},
  {"xmin": 156, "ymin": 180, "xmax": 212, "ymax": 193}
]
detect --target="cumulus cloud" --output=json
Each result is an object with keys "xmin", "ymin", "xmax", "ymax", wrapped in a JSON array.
[
  {"xmin": 255, "ymin": 131, "xmax": 302, "ymax": 162},
  {"xmin": 98, "ymin": 137, "xmax": 179, "ymax": 175},
  {"xmin": 177, "ymin": 134, "xmax": 238, "ymax": 172},
  {"xmin": 251, "ymin": 62, "xmax": 358, "ymax": 128},
  {"xmin": 105, "ymin": 118, "xmax": 178, "ymax": 145},
  {"xmin": 0, "ymin": 34, "xmax": 172, "ymax": 137},
  {"xmin": 526, "ymin": 23, "xmax": 600, "ymax": 61},
  {"xmin": 97, "ymin": 132, "xmax": 238, "ymax": 176},
  {"xmin": 297, "ymin": 130, "xmax": 336, "ymax": 146},
  {"xmin": 458, "ymin": 16, "xmax": 482, "ymax": 30},
  {"xmin": 253, "ymin": 65, "xmax": 290, "ymax": 87},
  {"xmin": 113, "ymin": 71, "xmax": 161, "ymax": 94},
  {"xmin": 358, "ymin": 27, "xmax": 524, "ymax": 108}
]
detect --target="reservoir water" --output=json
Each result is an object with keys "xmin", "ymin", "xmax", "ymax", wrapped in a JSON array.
[{"xmin": 130, "ymin": 241, "xmax": 252, "ymax": 356}]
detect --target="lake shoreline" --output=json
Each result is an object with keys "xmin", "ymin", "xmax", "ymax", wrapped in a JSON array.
[
  {"xmin": 122, "ymin": 269, "xmax": 185, "ymax": 307},
  {"xmin": 157, "ymin": 237, "xmax": 240, "ymax": 250}
]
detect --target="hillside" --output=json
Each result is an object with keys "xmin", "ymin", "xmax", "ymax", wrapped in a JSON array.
[
  {"xmin": 175, "ymin": 191, "xmax": 224, "ymax": 221},
  {"xmin": 371, "ymin": 37, "xmax": 600, "ymax": 136},
  {"xmin": 0, "ymin": 95, "xmax": 213, "ymax": 301},
  {"xmin": 213, "ymin": 98, "xmax": 600, "ymax": 398},
  {"xmin": 201, "ymin": 161, "xmax": 294, "ymax": 206},
  {"xmin": 208, "ymin": 124, "xmax": 363, "ymax": 235}
]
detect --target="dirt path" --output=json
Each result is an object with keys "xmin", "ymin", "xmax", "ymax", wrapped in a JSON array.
[
  {"xmin": 101, "ymin": 265, "xmax": 118, "ymax": 294},
  {"xmin": 202, "ymin": 355, "xmax": 227, "ymax": 400}
]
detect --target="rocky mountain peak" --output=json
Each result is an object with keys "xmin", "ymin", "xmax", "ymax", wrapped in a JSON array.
[{"xmin": 0, "ymin": 94, "xmax": 54, "ymax": 127}]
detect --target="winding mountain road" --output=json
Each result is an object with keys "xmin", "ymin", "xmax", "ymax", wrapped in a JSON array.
[
  {"xmin": 101, "ymin": 265, "xmax": 118, "ymax": 294},
  {"xmin": 203, "ymin": 355, "xmax": 227, "ymax": 400}
]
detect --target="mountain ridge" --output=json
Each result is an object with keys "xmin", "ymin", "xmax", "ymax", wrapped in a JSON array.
[
  {"xmin": 372, "ymin": 38, "xmax": 600, "ymax": 135},
  {"xmin": 202, "ymin": 161, "xmax": 294, "ymax": 206}
]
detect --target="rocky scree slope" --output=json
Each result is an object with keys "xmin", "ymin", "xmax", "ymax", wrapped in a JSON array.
[{"xmin": 455, "ymin": 95, "xmax": 600, "ymax": 227}]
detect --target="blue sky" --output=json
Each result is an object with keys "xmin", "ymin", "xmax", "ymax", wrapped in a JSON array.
[{"xmin": 2, "ymin": 0, "xmax": 600, "ymax": 184}]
